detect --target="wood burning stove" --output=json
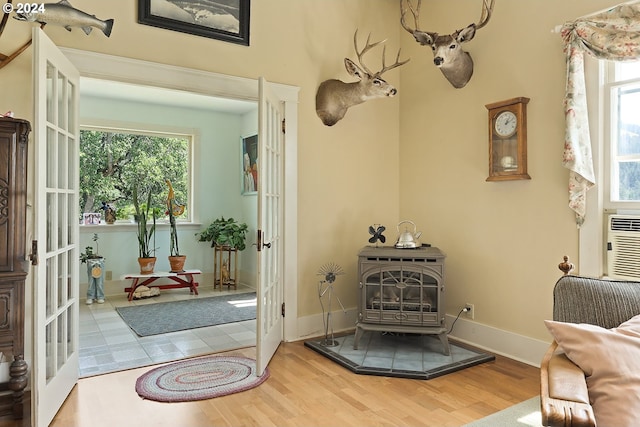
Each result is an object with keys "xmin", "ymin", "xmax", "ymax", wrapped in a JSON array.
[{"xmin": 355, "ymin": 246, "xmax": 449, "ymax": 355}]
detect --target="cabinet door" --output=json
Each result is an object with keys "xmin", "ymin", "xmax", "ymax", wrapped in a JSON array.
[
  {"xmin": 0, "ymin": 283, "xmax": 16, "ymax": 340},
  {"xmin": 0, "ymin": 119, "xmax": 28, "ymax": 273}
]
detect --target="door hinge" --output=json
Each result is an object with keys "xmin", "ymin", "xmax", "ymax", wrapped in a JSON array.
[
  {"xmin": 281, "ymin": 302, "xmax": 285, "ymax": 317},
  {"xmin": 281, "ymin": 118, "xmax": 286, "ymax": 134}
]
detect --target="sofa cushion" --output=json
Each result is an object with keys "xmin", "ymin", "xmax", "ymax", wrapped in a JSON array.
[{"xmin": 545, "ymin": 315, "xmax": 640, "ymax": 427}]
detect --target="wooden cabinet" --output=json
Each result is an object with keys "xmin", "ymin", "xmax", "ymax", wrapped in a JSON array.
[{"xmin": 0, "ymin": 117, "xmax": 30, "ymax": 419}]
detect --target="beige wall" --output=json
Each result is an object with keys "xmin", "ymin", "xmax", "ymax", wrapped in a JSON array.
[
  {"xmin": 398, "ymin": 0, "xmax": 617, "ymax": 342},
  {"xmin": 0, "ymin": 0, "xmax": 619, "ymax": 346},
  {"xmin": 0, "ymin": 0, "xmax": 402, "ymax": 320}
]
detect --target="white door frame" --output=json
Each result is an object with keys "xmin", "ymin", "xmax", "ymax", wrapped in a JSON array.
[{"xmin": 60, "ymin": 48, "xmax": 300, "ymax": 341}]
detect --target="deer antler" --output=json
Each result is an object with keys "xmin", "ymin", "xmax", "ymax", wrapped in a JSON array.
[
  {"xmin": 354, "ymin": 30, "xmax": 409, "ymax": 77},
  {"xmin": 378, "ymin": 45, "xmax": 410, "ymax": 76},
  {"xmin": 353, "ymin": 30, "xmax": 385, "ymax": 76},
  {"xmin": 475, "ymin": 0, "xmax": 495, "ymax": 30},
  {"xmin": 400, "ymin": 0, "xmax": 421, "ymax": 34}
]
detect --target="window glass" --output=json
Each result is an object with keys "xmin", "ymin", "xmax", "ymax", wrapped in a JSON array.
[
  {"xmin": 79, "ymin": 129, "xmax": 190, "ymax": 223},
  {"xmin": 607, "ymin": 62, "xmax": 640, "ymax": 205},
  {"xmin": 616, "ymin": 61, "xmax": 640, "ymax": 81}
]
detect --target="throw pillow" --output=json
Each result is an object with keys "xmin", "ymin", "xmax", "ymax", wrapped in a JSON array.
[{"xmin": 545, "ymin": 315, "xmax": 640, "ymax": 427}]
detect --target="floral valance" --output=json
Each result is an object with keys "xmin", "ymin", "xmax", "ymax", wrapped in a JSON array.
[{"xmin": 560, "ymin": 1, "xmax": 640, "ymax": 226}]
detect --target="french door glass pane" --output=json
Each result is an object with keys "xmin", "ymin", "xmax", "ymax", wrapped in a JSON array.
[
  {"xmin": 57, "ymin": 312, "xmax": 65, "ymax": 370},
  {"xmin": 47, "ymin": 127, "xmax": 55, "ymax": 187},
  {"xmin": 67, "ymin": 306, "xmax": 74, "ymax": 358},
  {"xmin": 57, "ymin": 71, "xmax": 66, "ymax": 130},
  {"xmin": 46, "ymin": 62, "xmax": 55, "ymax": 124},
  {"xmin": 46, "ymin": 258, "xmax": 53, "ymax": 317},
  {"xmin": 57, "ymin": 132, "xmax": 66, "ymax": 188}
]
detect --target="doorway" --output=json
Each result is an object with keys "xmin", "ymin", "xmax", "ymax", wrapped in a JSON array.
[
  {"xmin": 65, "ymin": 48, "xmax": 300, "ymax": 375},
  {"xmin": 78, "ymin": 77, "xmax": 260, "ymax": 377}
]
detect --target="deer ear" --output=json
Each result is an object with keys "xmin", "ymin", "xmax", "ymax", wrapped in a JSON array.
[
  {"xmin": 413, "ymin": 31, "xmax": 434, "ymax": 46},
  {"xmin": 344, "ymin": 58, "xmax": 365, "ymax": 79},
  {"xmin": 456, "ymin": 24, "xmax": 477, "ymax": 43}
]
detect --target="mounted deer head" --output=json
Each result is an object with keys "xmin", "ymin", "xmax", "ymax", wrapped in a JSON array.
[
  {"xmin": 400, "ymin": 0, "xmax": 494, "ymax": 89},
  {"xmin": 315, "ymin": 30, "xmax": 409, "ymax": 126}
]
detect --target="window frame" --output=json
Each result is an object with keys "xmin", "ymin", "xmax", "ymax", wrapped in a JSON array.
[
  {"xmin": 603, "ymin": 61, "xmax": 640, "ymax": 211},
  {"xmin": 79, "ymin": 121, "xmax": 196, "ymax": 226}
]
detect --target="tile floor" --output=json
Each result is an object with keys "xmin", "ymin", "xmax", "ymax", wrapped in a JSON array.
[
  {"xmin": 79, "ymin": 283, "xmax": 256, "ymax": 378},
  {"xmin": 304, "ymin": 331, "xmax": 495, "ymax": 379}
]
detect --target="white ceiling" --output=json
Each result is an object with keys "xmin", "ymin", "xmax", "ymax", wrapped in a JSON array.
[{"xmin": 80, "ymin": 77, "xmax": 257, "ymax": 114}]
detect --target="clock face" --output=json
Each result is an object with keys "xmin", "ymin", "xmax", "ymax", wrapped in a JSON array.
[{"xmin": 494, "ymin": 111, "xmax": 517, "ymax": 137}]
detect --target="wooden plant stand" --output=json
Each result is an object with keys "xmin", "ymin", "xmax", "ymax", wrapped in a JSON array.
[{"xmin": 213, "ymin": 245, "xmax": 238, "ymax": 290}]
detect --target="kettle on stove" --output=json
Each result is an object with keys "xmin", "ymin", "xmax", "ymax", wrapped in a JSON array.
[{"xmin": 394, "ymin": 220, "xmax": 422, "ymax": 249}]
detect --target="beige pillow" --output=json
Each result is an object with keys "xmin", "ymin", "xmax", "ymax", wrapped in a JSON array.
[{"xmin": 545, "ymin": 315, "xmax": 640, "ymax": 427}]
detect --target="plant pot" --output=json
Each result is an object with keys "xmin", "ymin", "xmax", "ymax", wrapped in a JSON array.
[
  {"xmin": 168, "ymin": 255, "xmax": 186, "ymax": 273},
  {"xmin": 138, "ymin": 257, "xmax": 156, "ymax": 275}
]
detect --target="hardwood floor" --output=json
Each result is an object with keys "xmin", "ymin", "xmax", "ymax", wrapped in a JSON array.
[{"xmin": 41, "ymin": 340, "xmax": 540, "ymax": 427}]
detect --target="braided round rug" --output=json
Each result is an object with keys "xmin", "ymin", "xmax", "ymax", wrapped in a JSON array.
[{"xmin": 135, "ymin": 355, "xmax": 269, "ymax": 402}]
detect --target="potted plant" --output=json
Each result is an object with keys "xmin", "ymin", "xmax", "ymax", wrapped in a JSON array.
[
  {"xmin": 133, "ymin": 185, "xmax": 157, "ymax": 274},
  {"xmin": 196, "ymin": 216, "xmax": 248, "ymax": 250},
  {"xmin": 166, "ymin": 179, "xmax": 186, "ymax": 272},
  {"xmin": 80, "ymin": 233, "xmax": 105, "ymax": 304}
]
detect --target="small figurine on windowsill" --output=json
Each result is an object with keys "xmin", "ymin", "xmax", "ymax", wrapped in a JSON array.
[{"xmin": 100, "ymin": 201, "xmax": 116, "ymax": 224}]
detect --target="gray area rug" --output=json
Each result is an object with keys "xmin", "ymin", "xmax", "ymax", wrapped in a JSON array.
[
  {"xmin": 462, "ymin": 396, "xmax": 542, "ymax": 427},
  {"xmin": 116, "ymin": 292, "xmax": 256, "ymax": 336},
  {"xmin": 304, "ymin": 331, "xmax": 495, "ymax": 380}
]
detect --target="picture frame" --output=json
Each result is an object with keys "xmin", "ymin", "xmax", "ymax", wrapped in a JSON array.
[
  {"xmin": 241, "ymin": 134, "xmax": 258, "ymax": 195},
  {"xmin": 138, "ymin": 0, "xmax": 250, "ymax": 46},
  {"xmin": 83, "ymin": 213, "xmax": 101, "ymax": 225}
]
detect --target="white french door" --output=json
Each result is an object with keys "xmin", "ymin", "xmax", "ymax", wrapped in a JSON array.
[
  {"xmin": 255, "ymin": 77, "xmax": 285, "ymax": 375},
  {"xmin": 32, "ymin": 28, "xmax": 80, "ymax": 427}
]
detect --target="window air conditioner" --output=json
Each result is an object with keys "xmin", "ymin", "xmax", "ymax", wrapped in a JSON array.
[{"xmin": 607, "ymin": 215, "xmax": 640, "ymax": 280}]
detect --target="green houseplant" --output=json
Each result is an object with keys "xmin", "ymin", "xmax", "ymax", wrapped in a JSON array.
[
  {"xmin": 166, "ymin": 180, "xmax": 186, "ymax": 272},
  {"xmin": 80, "ymin": 233, "xmax": 102, "ymax": 264},
  {"xmin": 196, "ymin": 217, "xmax": 248, "ymax": 250},
  {"xmin": 133, "ymin": 185, "xmax": 157, "ymax": 274}
]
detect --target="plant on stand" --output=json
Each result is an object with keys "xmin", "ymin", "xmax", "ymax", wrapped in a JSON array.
[
  {"xmin": 166, "ymin": 179, "xmax": 186, "ymax": 272},
  {"xmin": 133, "ymin": 185, "xmax": 157, "ymax": 274},
  {"xmin": 196, "ymin": 216, "xmax": 249, "ymax": 250},
  {"xmin": 196, "ymin": 216, "xmax": 248, "ymax": 290}
]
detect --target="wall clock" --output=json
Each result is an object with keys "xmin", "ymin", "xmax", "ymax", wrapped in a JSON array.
[{"xmin": 485, "ymin": 97, "xmax": 531, "ymax": 181}]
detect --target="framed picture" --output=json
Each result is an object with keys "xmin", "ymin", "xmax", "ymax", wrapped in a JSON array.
[
  {"xmin": 241, "ymin": 134, "xmax": 258, "ymax": 195},
  {"xmin": 138, "ymin": 0, "xmax": 250, "ymax": 46},
  {"xmin": 82, "ymin": 213, "xmax": 101, "ymax": 225}
]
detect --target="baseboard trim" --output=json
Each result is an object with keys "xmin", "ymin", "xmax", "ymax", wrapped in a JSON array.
[
  {"xmin": 294, "ymin": 309, "xmax": 549, "ymax": 367},
  {"xmin": 445, "ymin": 314, "xmax": 549, "ymax": 367}
]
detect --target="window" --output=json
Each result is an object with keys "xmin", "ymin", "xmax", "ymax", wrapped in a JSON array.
[
  {"xmin": 79, "ymin": 127, "xmax": 191, "ymax": 223},
  {"xmin": 605, "ymin": 61, "xmax": 640, "ymax": 209}
]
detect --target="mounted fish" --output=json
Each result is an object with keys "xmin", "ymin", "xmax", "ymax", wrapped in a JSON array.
[{"xmin": 13, "ymin": 0, "xmax": 114, "ymax": 37}]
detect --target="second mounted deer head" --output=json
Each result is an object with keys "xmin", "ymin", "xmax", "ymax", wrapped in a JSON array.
[
  {"xmin": 400, "ymin": 0, "xmax": 495, "ymax": 89},
  {"xmin": 315, "ymin": 30, "xmax": 409, "ymax": 126}
]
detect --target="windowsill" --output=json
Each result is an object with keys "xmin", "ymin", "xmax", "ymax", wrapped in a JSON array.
[{"xmin": 80, "ymin": 222, "xmax": 203, "ymax": 232}]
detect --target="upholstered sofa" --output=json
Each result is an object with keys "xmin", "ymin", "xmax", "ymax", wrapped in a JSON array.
[{"xmin": 541, "ymin": 275, "xmax": 640, "ymax": 427}]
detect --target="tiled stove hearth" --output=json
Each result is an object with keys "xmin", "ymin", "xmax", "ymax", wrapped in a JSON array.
[{"xmin": 355, "ymin": 246, "xmax": 449, "ymax": 355}]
